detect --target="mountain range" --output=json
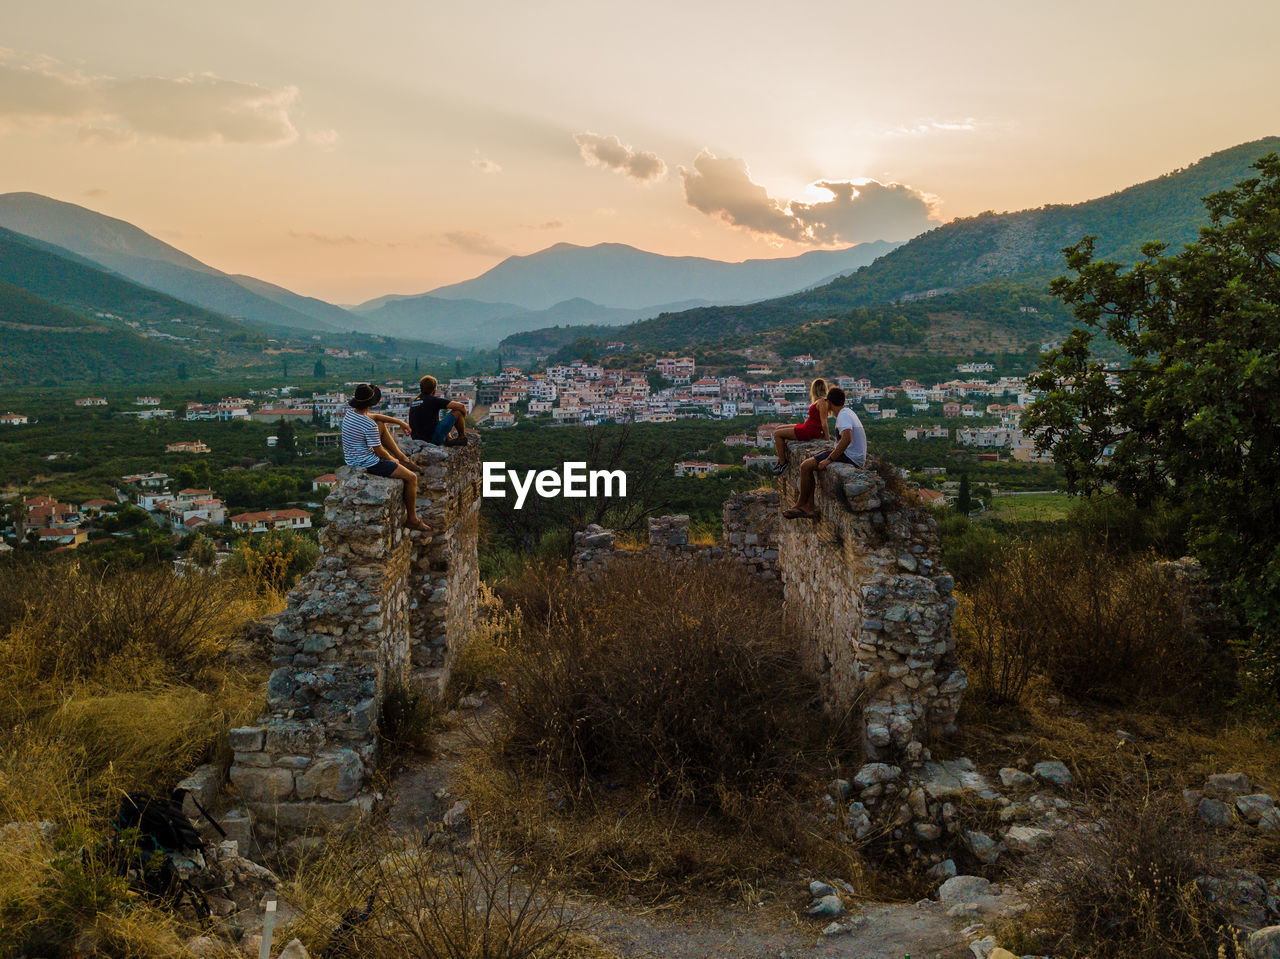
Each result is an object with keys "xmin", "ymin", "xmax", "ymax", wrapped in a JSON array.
[
  {"xmin": 2, "ymin": 136, "xmax": 1276, "ymax": 371},
  {"xmin": 0, "ymin": 193, "xmax": 902, "ymax": 347},
  {"xmin": 579, "ymin": 137, "xmax": 1280, "ymax": 352}
]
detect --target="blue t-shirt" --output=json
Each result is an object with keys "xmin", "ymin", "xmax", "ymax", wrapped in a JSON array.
[{"xmin": 341, "ymin": 410, "xmax": 380, "ymax": 468}]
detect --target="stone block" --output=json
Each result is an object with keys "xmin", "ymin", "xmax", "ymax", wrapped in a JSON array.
[
  {"xmin": 230, "ymin": 765, "xmax": 294, "ymax": 803},
  {"xmin": 228, "ymin": 727, "xmax": 266, "ymax": 752},
  {"xmin": 294, "ymin": 748, "xmax": 365, "ymax": 802}
]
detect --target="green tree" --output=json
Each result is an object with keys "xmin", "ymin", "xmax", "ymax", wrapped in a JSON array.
[
  {"xmin": 1026, "ymin": 154, "xmax": 1280, "ymax": 692},
  {"xmin": 272, "ymin": 421, "xmax": 298, "ymax": 464},
  {"xmin": 957, "ymin": 473, "xmax": 972, "ymax": 515},
  {"xmin": 314, "ymin": 358, "xmax": 326, "ymax": 378}
]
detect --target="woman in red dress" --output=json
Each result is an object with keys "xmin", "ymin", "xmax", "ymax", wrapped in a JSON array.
[{"xmin": 772, "ymin": 378, "xmax": 831, "ymax": 475}]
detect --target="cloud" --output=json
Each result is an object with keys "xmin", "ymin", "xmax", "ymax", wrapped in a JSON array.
[
  {"xmin": 443, "ymin": 231, "xmax": 512, "ymax": 257},
  {"xmin": 574, "ymin": 132, "xmax": 666, "ymax": 182},
  {"xmin": 290, "ymin": 230, "xmax": 363, "ymax": 246},
  {"xmin": 790, "ymin": 179, "xmax": 938, "ymax": 244},
  {"xmin": 521, "ymin": 219, "xmax": 564, "ymax": 230},
  {"xmin": 680, "ymin": 150, "xmax": 938, "ymax": 245},
  {"xmin": 680, "ymin": 152, "xmax": 803, "ymax": 241},
  {"xmin": 883, "ymin": 118, "xmax": 980, "ymax": 136},
  {"xmin": 471, "ymin": 156, "xmax": 502, "ymax": 174},
  {"xmin": 0, "ymin": 53, "xmax": 313, "ymax": 146}
]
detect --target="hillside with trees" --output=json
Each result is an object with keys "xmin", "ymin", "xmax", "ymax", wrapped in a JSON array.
[{"xmin": 543, "ymin": 138, "xmax": 1280, "ymax": 354}]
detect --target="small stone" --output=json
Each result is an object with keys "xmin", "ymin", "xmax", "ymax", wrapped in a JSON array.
[
  {"xmin": 1259, "ymin": 808, "xmax": 1280, "ymax": 832},
  {"xmin": 963, "ymin": 830, "xmax": 1002, "ymax": 864},
  {"xmin": 1032, "ymin": 760, "xmax": 1073, "ymax": 787},
  {"xmin": 1003, "ymin": 825, "xmax": 1054, "ymax": 854},
  {"xmin": 1235, "ymin": 794, "xmax": 1276, "ymax": 825},
  {"xmin": 443, "ymin": 800, "xmax": 471, "ymax": 833},
  {"xmin": 969, "ymin": 934, "xmax": 996, "ymax": 959},
  {"xmin": 927, "ymin": 859, "xmax": 957, "ymax": 881},
  {"xmin": 184, "ymin": 936, "xmax": 220, "ymax": 958},
  {"xmin": 1250, "ymin": 925, "xmax": 1280, "ymax": 959},
  {"xmin": 459, "ymin": 694, "xmax": 484, "ymax": 709},
  {"xmin": 809, "ymin": 880, "xmax": 836, "ymax": 898},
  {"xmin": 914, "ymin": 822, "xmax": 943, "ymax": 841},
  {"xmin": 998, "ymin": 768, "xmax": 1035, "ymax": 790},
  {"xmin": 827, "ymin": 778, "xmax": 852, "ymax": 801},
  {"xmin": 277, "ymin": 940, "xmax": 311, "ymax": 959},
  {"xmin": 853, "ymin": 763, "xmax": 900, "ymax": 791},
  {"xmin": 1204, "ymin": 772, "xmax": 1251, "ymax": 800},
  {"xmin": 1197, "ymin": 797, "xmax": 1234, "ymax": 827},
  {"xmin": 806, "ymin": 894, "xmax": 844, "ymax": 918},
  {"xmin": 938, "ymin": 875, "xmax": 992, "ymax": 904}
]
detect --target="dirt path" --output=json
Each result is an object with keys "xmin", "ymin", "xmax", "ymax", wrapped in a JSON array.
[{"xmin": 382, "ymin": 700, "xmax": 970, "ymax": 959}]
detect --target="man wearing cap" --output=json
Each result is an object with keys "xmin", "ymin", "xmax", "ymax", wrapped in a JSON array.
[{"xmin": 341, "ymin": 384, "xmax": 429, "ymax": 531}]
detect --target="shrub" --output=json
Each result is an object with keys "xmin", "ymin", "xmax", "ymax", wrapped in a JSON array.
[
  {"xmin": 955, "ymin": 539, "xmax": 1214, "ymax": 706},
  {"xmin": 493, "ymin": 557, "xmax": 823, "ymax": 812},
  {"xmin": 378, "ymin": 683, "xmax": 444, "ymax": 766},
  {"xmin": 0, "ymin": 564, "xmax": 253, "ymax": 701},
  {"xmin": 279, "ymin": 835, "xmax": 599, "ymax": 959},
  {"xmin": 1008, "ymin": 790, "xmax": 1240, "ymax": 959},
  {"xmin": 221, "ymin": 529, "xmax": 318, "ymax": 594}
]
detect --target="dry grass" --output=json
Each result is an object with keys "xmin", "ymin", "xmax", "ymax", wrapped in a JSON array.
[
  {"xmin": 0, "ymin": 560, "xmax": 271, "ymax": 956},
  {"xmin": 1000, "ymin": 789, "xmax": 1247, "ymax": 959},
  {"xmin": 954, "ymin": 539, "xmax": 1221, "ymax": 707},
  {"xmin": 277, "ymin": 832, "xmax": 612, "ymax": 959},
  {"xmin": 473, "ymin": 559, "xmax": 888, "ymax": 903}
]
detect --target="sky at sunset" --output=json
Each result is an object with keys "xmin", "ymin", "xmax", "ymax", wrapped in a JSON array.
[{"xmin": 2, "ymin": 0, "xmax": 1278, "ymax": 303}]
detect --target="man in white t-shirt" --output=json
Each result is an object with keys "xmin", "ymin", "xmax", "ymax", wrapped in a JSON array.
[{"xmin": 783, "ymin": 387, "xmax": 866, "ymax": 520}]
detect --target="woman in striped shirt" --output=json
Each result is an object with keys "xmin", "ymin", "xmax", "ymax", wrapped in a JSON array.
[{"xmin": 341, "ymin": 384, "xmax": 429, "ymax": 531}]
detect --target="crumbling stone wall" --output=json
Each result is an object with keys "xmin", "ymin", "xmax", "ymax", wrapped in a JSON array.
[
  {"xmin": 572, "ymin": 491, "xmax": 780, "ymax": 581},
  {"xmin": 777, "ymin": 441, "xmax": 964, "ymax": 763},
  {"xmin": 229, "ymin": 436, "xmax": 481, "ymax": 832}
]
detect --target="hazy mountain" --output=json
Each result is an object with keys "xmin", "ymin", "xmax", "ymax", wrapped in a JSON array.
[
  {"xmin": 0, "ymin": 193, "xmax": 358, "ymax": 333},
  {"xmin": 403, "ymin": 240, "xmax": 902, "ymax": 312},
  {"xmin": 602, "ymin": 137, "xmax": 1280, "ymax": 351},
  {"xmin": 359, "ymin": 290, "xmax": 714, "ymax": 348}
]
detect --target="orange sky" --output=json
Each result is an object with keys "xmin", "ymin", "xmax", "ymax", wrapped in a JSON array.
[{"xmin": 2, "ymin": 0, "xmax": 1278, "ymax": 302}]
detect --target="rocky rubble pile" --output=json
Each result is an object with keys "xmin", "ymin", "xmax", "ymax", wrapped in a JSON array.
[
  {"xmin": 829, "ymin": 755, "xmax": 1080, "ymax": 870},
  {"xmin": 1187, "ymin": 771, "xmax": 1280, "ymax": 831}
]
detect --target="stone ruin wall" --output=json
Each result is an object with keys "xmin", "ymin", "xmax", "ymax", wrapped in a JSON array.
[
  {"xmin": 776, "ymin": 441, "xmax": 964, "ymax": 763},
  {"xmin": 574, "ymin": 446, "xmax": 964, "ymax": 765},
  {"xmin": 572, "ymin": 489, "xmax": 781, "ymax": 581},
  {"xmin": 229, "ymin": 436, "xmax": 481, "ymax": 832}
]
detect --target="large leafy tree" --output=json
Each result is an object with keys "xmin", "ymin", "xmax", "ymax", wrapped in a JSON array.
[{"xmin": 1026, "ymin": 155, "xmax": 1280, "ymax": 689}]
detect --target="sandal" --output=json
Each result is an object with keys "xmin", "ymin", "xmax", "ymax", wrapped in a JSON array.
[{"xmin": 782, "ymin": 507, "xmax": 815, "ymax": 520}]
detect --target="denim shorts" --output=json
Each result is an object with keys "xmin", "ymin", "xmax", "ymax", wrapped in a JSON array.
[
  {"xmin": 431, "ymin": 411, "xmax": 457, "ymax": 444},
  {"xmin": 366, "ymin": 459, "xmax": 398, "ymax": 477}
]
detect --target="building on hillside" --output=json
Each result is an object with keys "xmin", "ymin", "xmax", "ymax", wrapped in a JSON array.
[
  {"xmin": 122, "ymin": 472, "xmax": 170, "ymax": 489},
  {"xmin": 791, "ymin": 354, "xmax": 818, "ymax": 367},
  {"xmin": 75, "ymin": 398, "xmax": 108, "ymax": 407},
  {"xmin": 166, "ymin": 440, "xmax": 211, "ymax": 454},
  {"xmin": 229, "ymin": 509, "xmax": 313, "ymax": 534},
  {"xmin": 136, "ymin": 396, "xmax": 161, "ymax": 406},
  {"xmin": 250, "ymin": 407, "xmax": 313, "ymax": 424},
  {"xmin": 723, "ymin": 433, "xmax": 754, "ymax": 447},
  {"xmin": 312, "ymin": 473, "xmax": 338, "ymax": 492},
  {"xmin": 0, "ymin": 413, "xmax": 28, "ymax": 426},
  {"xmin": 673, "ymin": 461, "xmax": 724, "ymax": 478},
  {"xmin": 80, "ymin": 499, "xmax": 114, "ymax": 516},
  {"xmin": 37, "ymin": 528, "xmax": 88, "ymax": 548},
  {"xmin": 741, "ymin": 453, "xmax": 778, "ymax": 469}
]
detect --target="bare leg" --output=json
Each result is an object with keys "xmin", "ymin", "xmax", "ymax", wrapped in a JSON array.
[
  {"xmin": 391, "ymin": 464, "xmax": 428, "ymax": 530},
  {"xmin": 380, "ymin": 422, "xmax": 423, "ymax": 473},
  {"xmin": 773, "ymin": 426, "xmax": 796, "ymax": 464},
  {"xmin": 796, "ymin": 457, "xmax": 819, "ymax": 513}
]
